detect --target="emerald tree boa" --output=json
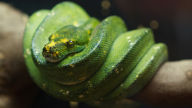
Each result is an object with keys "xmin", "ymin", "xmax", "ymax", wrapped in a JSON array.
[{"xmin": 23, "ymin": 1, "xmax": 168, "ymax": 102}]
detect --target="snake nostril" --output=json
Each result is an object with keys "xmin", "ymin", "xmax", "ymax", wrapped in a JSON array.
[
  {"xmin": 43, "ymin": 47, "xmax": 48, "ymax": 52},
  {"xmin": 43, "ymin": 48, "xmax": 46, "ymax": 52}
]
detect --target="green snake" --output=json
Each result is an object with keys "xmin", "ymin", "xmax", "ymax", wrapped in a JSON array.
[{"xmin": 23, "ymin": 1, "xmax": 168, "ymax": 102}]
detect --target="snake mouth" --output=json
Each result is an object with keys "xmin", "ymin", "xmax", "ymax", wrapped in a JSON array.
[{"xmin": 44, "ymin": 57, "xmax": 61, "ymax": 63}]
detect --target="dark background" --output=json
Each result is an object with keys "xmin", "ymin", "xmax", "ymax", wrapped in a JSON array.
[
  {"xmin": 4, "ymin": 0, "xmax": 192, "ymax": 61},
  {"xmin": 2, "ymin": 0, "xmax": 192, "ymax": 107}
]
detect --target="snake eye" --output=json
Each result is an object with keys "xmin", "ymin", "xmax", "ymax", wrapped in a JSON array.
[{"xmin": 66, "ymin": 40, "xmax": 74, "ymax": 48}]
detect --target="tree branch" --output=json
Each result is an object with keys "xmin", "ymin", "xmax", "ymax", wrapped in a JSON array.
[{"xmin": 133, "ymin": 60, "xmax": 192, "ymax": 107}]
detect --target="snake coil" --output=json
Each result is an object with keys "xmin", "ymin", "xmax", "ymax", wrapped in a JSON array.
[{"xmin": 23, "ymin": 2, "xmax": 168, "ymax": 102}]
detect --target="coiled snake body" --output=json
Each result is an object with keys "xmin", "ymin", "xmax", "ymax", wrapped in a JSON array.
[{"xmin": 23, "ymin": 2, "xmax": 168, "ymax": 102}]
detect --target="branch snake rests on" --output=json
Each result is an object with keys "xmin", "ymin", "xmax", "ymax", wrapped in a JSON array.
[{"xmin": 23, "ymin": 1, "xmax": 168, "ymax": 102}]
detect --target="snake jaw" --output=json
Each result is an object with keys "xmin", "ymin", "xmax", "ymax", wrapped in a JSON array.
[{"xmin": 44, "ymin": 56, "xmax": 61, "ymax": 63}]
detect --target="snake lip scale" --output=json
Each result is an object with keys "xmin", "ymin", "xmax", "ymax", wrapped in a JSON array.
[{"xmin": 23, "ymin": 1, "xmax": 168, "ymax": 102}]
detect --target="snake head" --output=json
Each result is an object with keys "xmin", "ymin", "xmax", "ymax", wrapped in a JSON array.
[
  {"xmin": 42, "ymin": 39, "xmax": 85, "ymax": 63},
  {"xmin": 42, "ymin": 25, "xmax": 89, "ymax": 63}
]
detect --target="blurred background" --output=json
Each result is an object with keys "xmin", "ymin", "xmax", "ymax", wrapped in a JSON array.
[
  {"xmin": 1, "ymin": 0, "xmax": 192, "ymax": 108},
  {"xmin": 3, "ymin": 0, "xmax": 192, "ymax": 61}
]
